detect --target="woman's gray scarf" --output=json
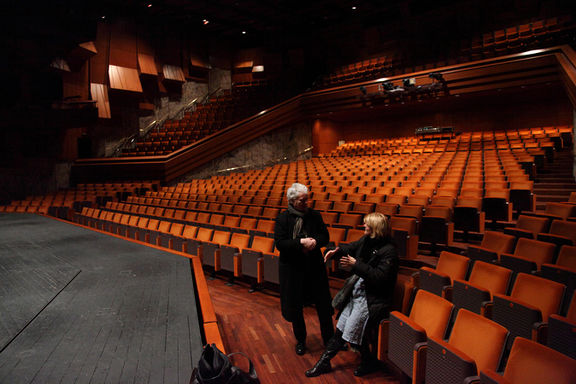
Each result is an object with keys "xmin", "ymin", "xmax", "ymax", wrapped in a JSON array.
[{"xmin": 287, "ymin": 204, "xmax": 306, "ymax": 239}]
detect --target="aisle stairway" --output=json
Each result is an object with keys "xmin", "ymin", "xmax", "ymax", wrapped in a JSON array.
[{"xmin": 534, "ymin": 148, "xmax": 575, "ymax": 210}]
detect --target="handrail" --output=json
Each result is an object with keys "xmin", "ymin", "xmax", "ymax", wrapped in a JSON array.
[{"xmin": 213, "ymin": 146, "xmax": 313, "ymax": 175}]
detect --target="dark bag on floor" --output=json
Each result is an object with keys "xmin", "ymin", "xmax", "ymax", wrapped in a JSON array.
[{"xmin": 190, "ymin": 344, "xmax": 260, "ymax": 384}]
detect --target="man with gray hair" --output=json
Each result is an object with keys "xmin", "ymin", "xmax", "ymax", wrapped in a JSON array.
[{"xmin": 274, "ymin": 183, "xmax": 334, "ymax": 356}]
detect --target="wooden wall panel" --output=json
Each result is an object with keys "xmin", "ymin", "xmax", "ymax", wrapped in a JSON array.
[
  {"xmin": 91, "ymin": 22, "xmax": 110, "ymax": 85},
  {"xmin": 108, "ymin": 65, "xmax": 143, "ymax": 92},
  {"xmin": 90, "ymin": 83, "xmax": 111, "ymax": 118},
  {"xmin": 138, "ymin": 54, "xmax": 157, "ymax": 75},
  {"xmin": 63, "ymin": 66, "xmax": 90, "ymax": 100},
  {"xmin": 163, "ymin": 65, "xmax": 185, "ymax": 82},
  {"xmin": 109, "ymin": 23, "xmax": 137, "ymax": 68}
]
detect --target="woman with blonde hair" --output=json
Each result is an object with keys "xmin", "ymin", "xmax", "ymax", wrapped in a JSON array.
[{"xmin": 306, "ymin": 212, "xmax": 399, "ymax": 377}]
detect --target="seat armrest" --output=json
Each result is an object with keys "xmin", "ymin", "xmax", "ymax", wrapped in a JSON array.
[
  {"xmin": 480, "ymin": 370, "xmax": 509, "ymax": 384},
  {"xmin": 481, "ymin": 300, "xmax": 494, "ymax": 318},
  {"xmin": 500, "ymin": 253, "xmax": 537, "ymax": 275},
  {"xmin": 413, "ymin": 341, "xmax": 428, "ymax": 384},
  {"xmin": 464, "ymin": 376, "xmax": 481, "ymax": 384},
  {"xmin": 532, "ymin": 321, "xmax": 548, "ymax": 344},
  {"xmin": 468, "ymin": 245, "xmax": 498, "ymax": 263},
  {"xmin": 442, "ymin": 285, "xmax": 453, "ymax": 301}
]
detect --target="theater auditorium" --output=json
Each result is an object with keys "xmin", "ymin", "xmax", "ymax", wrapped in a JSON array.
[{"xmin": 1, "ymin": 1, "xmax": 575, "ymax": 383}]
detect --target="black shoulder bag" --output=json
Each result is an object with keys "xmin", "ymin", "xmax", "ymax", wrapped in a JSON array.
[{"xmin": 190, "ymin": 344, "xmax": 260, "ymax": 384}]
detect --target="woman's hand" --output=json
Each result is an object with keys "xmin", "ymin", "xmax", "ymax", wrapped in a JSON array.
[
  {"xmin": 324, "ymin": 247, "xmax": 339, "ymax": 263},
  {"xmin": 339, "ymin": 255, "xmax": 357, "ymax": 271}
]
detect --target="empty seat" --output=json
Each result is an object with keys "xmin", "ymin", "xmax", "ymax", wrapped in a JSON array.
[
  {"xmin": 202, "ymin": 230, "xmax": 232, "ymax": 270},
  {"xmin": 430, "ymin": 196, "xmax": 455, "ymax": 208},
  {"xmin": 231, "ymin": 217, "xmax": 258, "ymax": 234},
  {"xmin": 467, "ymin": 231, "xmax": 516, "ymax": 263},
  {"xmin": 313, "ymin": 200, "xmax": 333, "ymax": 211},
  {"xmin": 509, "ymin": 182, "xmax": 536, "ymax": 214},
  {"xmin": 454, "ymin": 197, "xmax": 485, "ymax": 242},
  {"xmin": 541, "ymin": 245, "xmax": 576, "ymax": 314},
  {"xmin": 419, "ymin": 251, "xmax": 470, "ymax": 298},
  {"xmin": 425, "ymin": 309, "xmax": 509, "ymax": 384},
  {"xmin": 539, "ymin": 203, "xmax": 576, "ymax": 221},
  {"xmin": 537, "ymin": 219, "xmax": 576, "ymax": 251},
  {"xmin": 503, "ymin": 214, "xmax": 549, "ymax": 239},
  {"xmin": 390, "ymin": 216, "xmax": 419, "ymax": 259},
  {"xmin": 483, "ymin": 189, "xmax": 513, "ymax": 224},
  {"xmin": 388, "ymin": 290, "xmax": 454, "ymax": 384},
  {"xmin": 218, "ymin": 232, "xmax": 251, "ymax": 283},
  {"xmin": 480, "ymin": 337, "xmax": 576, "ymax": 384},
  {"xmin": 326, "ymin": 226, "xmax": 347, "ymax": 248},
  {"xmin": 500, "ymin": 238, "xmax": 556, "ymax": 275},
  {"xmin": 178, "ymin": 225, "xmax": 199, "ymax": 253},
  {"xmin": 398, "ymin": 204, "xmax": 424, "ymax": 221},
  {"xmin": 350, "ymin": 201, "xmax": 375, "ymax": 215},
  {"xmin": 241, "ymin": 236, "xmax": 279, "ymax": 290},
  {"xmin": 492, "ymin": 273, "xmax": 565, "ymax": 348},
  {"xmin": 452, "ymin": 261, "xmax": 513, "ymax": 317},
  {"xmin": 419, "ymin": 206, "xmax": 454, "ymax": 255},
  {"xmin": 333, "ymin": 213, "xmax": 363, "ymax": 229},
  {"xmin": 250, "ymin": 219, "xmax": 275, "ymax": 238},
  {"xmin": 547, "ymin": 293, "xmax": 576, "ymax": 359},
  {"xmin": 375, "ymin": 202, "xmax": 399, "ymax": 217},
  {"xmin": 190, "ymin": 227, "xmax": 214, "ymax": 258}
]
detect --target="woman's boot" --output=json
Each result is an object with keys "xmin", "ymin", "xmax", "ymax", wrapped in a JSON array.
[
  {"xmin": 305, "ymin": 333, "xmax": 344, "ymax": 377},
  {"xmin": 353, "ymin": 342, "xmax": 381, "ymax": 377},
  {"xmin": 305, "ymin": 352, "xmax": 332, "ymax": 377}
]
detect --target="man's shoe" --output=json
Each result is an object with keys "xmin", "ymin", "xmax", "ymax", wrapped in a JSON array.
[
  {"xmin": 295, "ymin": 342, "xmax": 306, "ymax": 355},
  {"xmin": 353, "ymin": 361, "xmax": 381, "ymax": 377}
]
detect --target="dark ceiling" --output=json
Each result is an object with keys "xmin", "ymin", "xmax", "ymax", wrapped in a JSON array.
[
  {"xmin": 1, "ymin": 0, "xmax": 573, "ymax": 77},
  {"xmin": 4, "ymin": 0, "xmax": 572, "ymax": 52}
]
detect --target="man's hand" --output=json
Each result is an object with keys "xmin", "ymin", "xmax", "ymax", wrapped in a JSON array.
[{"xmin": 300, "ymin": 237, "xmax": 317, "ymax": 250}]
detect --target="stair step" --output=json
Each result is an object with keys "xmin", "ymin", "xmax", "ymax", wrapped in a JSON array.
[
  {"xmin": 536, "ymin": 195, "xmax": 572, "ymax": 202},
  {"xmin": 533, "ymin": 149, "xmax": 574, "ymax": 209},
  {"xmin": 536, "ymin": 178, "xmax": 575, "ymax": 183},
  {"xmin": 534, "ymin": 183, "xmax": 576, "ymax": 188},
  {"xmin": 534, "ymin": 190, "xmax": 573, "ymax": 197}
]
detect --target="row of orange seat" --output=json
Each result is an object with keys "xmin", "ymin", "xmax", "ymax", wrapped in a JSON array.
[
  {"xmin": 387, "ymin": 241, "xmax": 576, "ymax": 383},
  {"xmin": 467, "ymin": 14, "xmax": 575, "ymax": 58},
  {"xmin": 123, "ymin": 86, "xmax": 275, "ymax": 156},
  {"xmin": 76, "ymin": 207, "xmax": 280, "ymax": 289},
  {"xmin": 329, "ymin": 127, "xmax": 568, "ymax": 157},
  {"xmin": 386, "ymin": 287, "xmax": 576, "ymax": 384}
]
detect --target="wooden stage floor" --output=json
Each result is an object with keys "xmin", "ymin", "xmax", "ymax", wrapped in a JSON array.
[{"xmin": 0, "ymin": 213, "xmax": 203, "ymax": 384}]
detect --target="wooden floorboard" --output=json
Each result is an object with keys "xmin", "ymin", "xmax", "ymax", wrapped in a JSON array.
[{"xmin": 205, "ymin": 275, "xmax": 402, "ymax": 383}]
